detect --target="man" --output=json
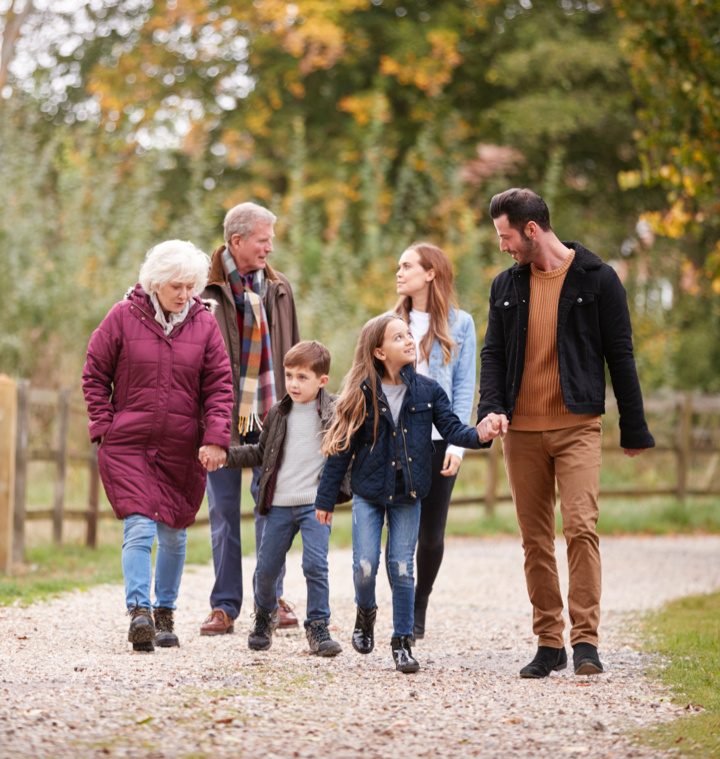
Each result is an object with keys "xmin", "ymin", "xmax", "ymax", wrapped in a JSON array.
[
  {"xmin": 477, "ymin": 188, "xmax": 655, "ymax": 678},
  {"xmin": 199, "ymin": 202, "xmax": 301, "ymax": 635}
]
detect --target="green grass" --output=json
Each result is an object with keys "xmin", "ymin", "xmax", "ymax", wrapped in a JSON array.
[{"xmin": 640, "ymin": 593, "xmax": 720, "ymax": 757}]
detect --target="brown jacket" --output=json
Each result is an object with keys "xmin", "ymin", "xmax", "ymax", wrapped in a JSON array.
[
  {"xmin": 201, "ymin": 244, "xmax": 301, "ymax": 445},
  {"xmin": 226, "ymin": 388, "xmax": 352, "ymax": 515}
]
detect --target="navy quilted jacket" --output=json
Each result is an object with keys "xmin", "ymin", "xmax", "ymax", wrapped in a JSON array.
[{"xmin": 315, "ymin": 364, "xmax": 481, "ymax": 512}]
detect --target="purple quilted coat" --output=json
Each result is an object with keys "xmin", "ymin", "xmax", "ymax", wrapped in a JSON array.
[{"xmin": 82, "ymin": 284, "xmax": 233, "ymax": 529}]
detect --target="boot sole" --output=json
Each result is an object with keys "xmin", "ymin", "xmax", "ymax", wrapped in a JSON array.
[
  {"xmin": 352, "ymin": 640, "xmax": 374, "ymax": 655},
  {"xmin": 200, "ymin": 626, "xmax": 234, "ymax": 636},
  {"xmin": 132, "ymin": 641, "xmax": 154, "ymax": 652},
  {"xmin": 520, "ymin": 660, "xmax": 568, "ymax": 679},
  {"xmin": 128, "ymin": 622, "xmax": 155, "ymax": 645},
  {"xmin": 396, "ymin": 664, "xmax": 420, "ymax": 674},
  {"xmin": 313, "ymin": 645, "xmax": 342, "ymax": 657},
  {"xmin": 575, "ymin": 661, "xmax": 603, "ymax": 676},
  {"xmin": 248, "ymin": 639, "xmax": 272, "ymax": 651},
  {"xmin": 155, "ymin": 633, "xmax": 180, "ymax": 648}
]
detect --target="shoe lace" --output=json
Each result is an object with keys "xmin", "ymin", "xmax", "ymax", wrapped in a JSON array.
[
  {"xmin": 277, "ymin": 598, "xmax": 295, "ymax": 612},
  {"xmin": 309, "ymin": 623, "xmax": 331, "ymax": 644},
  {"xmin": 126, "ymin": 596, "xmax": 152, "ymax": 621},
  {"xmin": 252, "ymin": 610, "xmax": 273, "ymax": 637}
]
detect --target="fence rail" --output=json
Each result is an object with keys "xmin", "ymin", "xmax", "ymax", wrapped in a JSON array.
[{"xmin": 0, "ymin": 380, "xmax": 719, "ymax": 568}]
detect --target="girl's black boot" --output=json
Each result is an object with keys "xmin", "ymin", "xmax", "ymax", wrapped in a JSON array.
[
  {"xmin": 413, "ymin": 595, "xmax": 429, "ymax": 641},
  {"xmin": 352, "ymin": 605, "xmax": 377, "ymax": 654},
  {"xmin": 391, "ymin": 635, "xmax": 420, "ymax": 673}
]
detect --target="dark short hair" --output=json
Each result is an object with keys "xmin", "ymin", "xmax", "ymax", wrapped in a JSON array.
[
  {"xmin": 489, "ymin": 188, "xmax": 551, "ymax": 232},
  {"xmin": 283, "ymin": 340, "xmax": 331, "ymax": 376}
]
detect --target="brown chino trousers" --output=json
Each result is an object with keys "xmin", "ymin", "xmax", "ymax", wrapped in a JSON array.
[{"xmin": 502, "ymin": 422, "xmax": 602, "ymax": 648}]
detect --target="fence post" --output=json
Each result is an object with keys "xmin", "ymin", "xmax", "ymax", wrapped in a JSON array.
[
  {"xmin": 86, "ymin": 443, "xmax": 100, "ymax": 549},
  {"xmin": 0, "ymin": 375, "xmax": 17, "ymax": 573},
  {"xmin": 676, "ymin": 392, "xmax": 693, "ymax": 504},
  {"xmin": 13, "ymin": 380, "xmax": 29, "ymax": 565},
  {"xmin": 53, "ymin": 388, "xmax": 71, "ymax": 547},
  {"xmin": 485, "ymin": 441, "xmax": 500, "ymax": 514}
]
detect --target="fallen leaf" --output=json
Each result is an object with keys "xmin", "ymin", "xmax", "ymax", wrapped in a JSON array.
[
  {"xmin": 501, "ymin": 717, "xmax": 523, "ymax": 724},
  {"xmin": 136, "ymin": 717, "xmax": 154, "ymax": 725},
  {"xmin": 216, "ymin": 718, "xmax": 234, "ymax": 724}
]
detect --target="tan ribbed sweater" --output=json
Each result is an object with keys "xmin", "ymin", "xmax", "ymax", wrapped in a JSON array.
[{"xmin": 512, "ymin": 251, "xmax": 601, "ymax": 431}]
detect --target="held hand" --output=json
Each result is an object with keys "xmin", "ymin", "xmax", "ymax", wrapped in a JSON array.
[
  {"xmin": 316, "ymin": 509, "xmax": 333, "ymax": 525},
  {"xmin": 623, "ymin": 448, "xmax": 647, "ymax": 458},
  {"xmin": 440, "ymin": 453, "xmax": 462, "ymax": 477},
  {"xmin": 477, "ymin": 413, "xmax": 509, "ymax": 443},
  {"xmin": 199, "ymin": 444, "xmax": 227, "ymax": 472}
]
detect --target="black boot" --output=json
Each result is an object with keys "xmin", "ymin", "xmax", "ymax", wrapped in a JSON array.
[
  {"xmin": 127, "ymin": 603, "xmax": 155, "ymax": 652},
  {"xmin": 352, "ymin": 605, "xmax": 377, "ymax": 654},
  {"xmin": 413, "ymin": 595, "xmax": 428, "ymax": 641},
  {"xmin": 391, "ymin": 635, "xmax": 420, "ymax": 673},
  {"xmin": 154, "ymin": 607, "xmax": 180, "ymax": 648},
  {"xmin": 519, "ymin": 646, "xmax": 567, "ymax": 678},
  {"xmin": 573, "ymin": 642, "xmax": 604, "ymax": 675},
  {"xmin": 248, "ymin": 608, "xmax": 278, "ymax": 651}
]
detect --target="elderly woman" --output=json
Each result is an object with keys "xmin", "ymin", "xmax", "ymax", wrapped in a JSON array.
[{"xmin": 82, "ymin": 240, "xmax": 233, "ymax": 652}]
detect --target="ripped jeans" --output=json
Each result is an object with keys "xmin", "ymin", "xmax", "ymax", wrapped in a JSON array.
[{"xmin": 351, "ymin": 491, "xmax": 421, "ymax": 637}]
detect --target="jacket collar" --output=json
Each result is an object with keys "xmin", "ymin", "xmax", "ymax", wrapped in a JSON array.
[
  {"xmin": 207, "ymin": 244, "xmax": 280, "ymax": 288},
  {"xmin": 276, "ymin": 386, "xmax": 334, "ymax": 418},
  {"xmin": 361, "ymin": 363, "xmax": 417, "ymax": 397}
]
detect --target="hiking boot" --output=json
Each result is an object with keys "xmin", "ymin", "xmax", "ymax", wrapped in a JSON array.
[
  {"xmin": 573, "ymin": 643, "xmax": 604, "ymax": 675},
  {"xmin": 127, "ymin": 604, "xmax": 155, "ymax": 652},
  {"xmin": 200, "ymin": 608, "xmax": 234, "ymax": 636},
  {"xmin": 520, "ymin": 646, "xmax": 568, "ymax": 678},
  {"xmin": 248, "ymin": 608, "xmax": 278, "ymax": 651},
  {"xmin": 391, "ymin": 635, "xmax": 420, "ymax": 673},
  {"xmin": 277, "ymin": 598, "xmax": 299, "ymax": 629},
  {"xmin": 352, "ymin": 605, "xmax": 377, "ymax": 655},
  {"xmin": 154, "ymin": 607, "xmax": 180, "ymax": 648},
  {"xmin": 306, "ymin": 620, "xmax": 342, "ymax": 657},
  {"xmin": 413, "ymin": 595, "xmax": 428, "ymax": 641}
]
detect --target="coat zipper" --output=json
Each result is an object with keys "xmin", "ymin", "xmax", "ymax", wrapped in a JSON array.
[{"xmin": 400, "ymin": 425, "xmax": 416, "ymax": 499}]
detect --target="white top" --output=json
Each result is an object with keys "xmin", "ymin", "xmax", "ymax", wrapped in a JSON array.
[
  {"xmin": 272, "ymin": 400, "xmax": 325, "ymax": 506},
  {"xmin": 409, "ymin": 308, "xmax": 464, "ymax": 458}
]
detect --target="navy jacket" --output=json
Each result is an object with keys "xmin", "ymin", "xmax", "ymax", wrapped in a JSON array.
[
  {"xmin": 315, "ymin": 364, "xmax": 481, "ymax": 512},
  {"xmin": 478, "ymin": 241, "xmax": 655, "ymax": 450}
]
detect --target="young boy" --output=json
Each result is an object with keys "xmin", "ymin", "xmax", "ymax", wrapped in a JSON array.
[{"xmin": 217, "ymin": 340, "xmax": 351, "ymax": 656}]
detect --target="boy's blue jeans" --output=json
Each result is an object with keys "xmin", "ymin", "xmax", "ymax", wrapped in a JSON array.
[
  {"xmin": 122, "ymin": 514, "xmax": 187, "ymax": 609},
  {"xmin": 351, "ymin": 493, "xmax": 421, "ymax": 637},
  {"xmin": 254, "ymin": 504, "xmax": 331, "ymax": 627}
]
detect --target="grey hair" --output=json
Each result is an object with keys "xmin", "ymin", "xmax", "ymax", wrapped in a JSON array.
[
  {"xmin": 138, "ymin": 240, "xmax": 210, "ymax": 295},
  {"xmin": 223, "ymin": 202, "xmax": 277, "ymax": 244}
]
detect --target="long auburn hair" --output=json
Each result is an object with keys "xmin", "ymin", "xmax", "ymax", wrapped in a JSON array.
[
  {"xmin": 322, "ymin": 313, "xmax": 407, "ymax": 457},
  {"xmin": 395, "ymin": 242, "xmax": 459, "ymax": 365}
]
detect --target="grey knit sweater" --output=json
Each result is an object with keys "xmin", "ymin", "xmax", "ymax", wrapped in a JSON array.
[{"xmin": 272, "ymin": 399, "xmax": 325, "ymax": 506}]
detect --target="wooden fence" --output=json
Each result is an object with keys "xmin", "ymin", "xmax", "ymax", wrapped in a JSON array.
[{"xmin": 0, "ymin": 379, "xmax": 719, "ymax": 568}]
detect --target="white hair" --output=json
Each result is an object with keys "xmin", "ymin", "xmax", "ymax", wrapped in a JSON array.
[
  {"xmin": 223, "ymin": 202, "xmax": 277, "ymax": 244},
  {"xmin": 139, "ymin": 240, "xmax": 210, "ymax": 295}
]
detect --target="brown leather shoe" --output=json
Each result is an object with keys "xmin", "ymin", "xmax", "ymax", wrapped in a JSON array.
[
  {"xmin": 277, "ymin": 598, "xmax": 299, "ymax": 629},
  {"xmin": 200, "ymin": 609, "xmax": 234, "ymax": 636}
]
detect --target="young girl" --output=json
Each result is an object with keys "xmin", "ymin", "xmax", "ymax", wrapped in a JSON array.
[
  {"xmin": 395, "ymin": 242, "xmax": 477, "ymax": 640},
  {"xmin": 314, "ymin": 313, "xmax": 483, "ymax": 673}
]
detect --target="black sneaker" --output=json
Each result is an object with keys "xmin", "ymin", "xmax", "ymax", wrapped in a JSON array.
[
  {"xmin": 127, "ymin": 604, "xmax": 155, "ymax": 652},
  {"xmin": 154, "ymin": 607, "xmax": 179, "ymax": 648},
  {"xmin": 306, "ymin": 620, "xmax": 342, "ymax": 657},
  {"xmin": 519, "ymin": 646, "xmax": 567, "ymax": 678},
  {"xmin": 391, "ymin": 635, "xmax": 420, "ymax": 673},
  {"xmin": 248, "ymin": 608, "xmax": 278, "ymax": 651},
  {"xmin": 573, "ymin": 642, "xmax": 604, "ymax": 675}
]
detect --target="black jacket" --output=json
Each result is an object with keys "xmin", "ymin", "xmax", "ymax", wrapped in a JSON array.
[
  {"xmin": 226, "ymin": 388, "xmax": 352, "ymax": 515},
  {"xmin": 477, "ymin": 241, "xmax": 655, "ymax": 450},
  {"xmin": 315, "ymin": 364, "xmax": 482, "ymax": 513}
]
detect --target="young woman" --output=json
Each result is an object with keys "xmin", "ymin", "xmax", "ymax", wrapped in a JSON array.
[
  {"xmin": 314, "ymin": 313, "xmax": 482, "ymax": 673},
  {"xmin": 395, "ymin": 242, "xmax": 477, "ymax": 640}
]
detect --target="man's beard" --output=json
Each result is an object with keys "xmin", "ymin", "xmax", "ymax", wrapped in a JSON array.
[{"xmin": 513, "ymin": 234, "xmax": 539, "ymax": 266}]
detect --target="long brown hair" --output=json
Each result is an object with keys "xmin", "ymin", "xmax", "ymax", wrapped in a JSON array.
[
  {"xmin": 322, "ymin": 313, "xmax": 406, "ymax": 456},
  {"xmin": 395, "ymin": 242, "xmax": 459, "ymax": 365}
]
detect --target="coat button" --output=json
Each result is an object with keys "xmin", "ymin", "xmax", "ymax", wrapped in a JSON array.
[
  {"xmin": 404, "ymin": 429, "xmax": 407, "ymax": 433},
  {"xmin": 427, "ymin": 403, "xmax": 431, "ymax": 407},
  {"xmin": 409, "ymin": 457, "xmax": 412, "ymax": 462},
  {"xmin": 141, "ymin": 317, "xmax": 145, "ymax": 321},
  {"xmin": 391, "ymin": 461, "xmax": 395, "ymax": 467},
  {"xmin": 393, "ymin": 432, "xmax": 396, "ymax": 436},
  {"xmin": 389, "ymin": 495, "xmax": 392, "ymax": 500},
  {"xmin": 411, "ymin": 407, "xmax": 415, "ymax": 411},
  {"xmin": 382, "ymin": 407, "xmax": 387, "ymax": 412},
  {"xmin": 577, "ymin": 297, "xmax": 583, "ymax": 302},
  {"xmin": 504, "ymin": 301, "xmax": 509, "ymax": 306},
  {"xmin": 154, "ymin": 512, "xmax": 158, "ymax": 517}
]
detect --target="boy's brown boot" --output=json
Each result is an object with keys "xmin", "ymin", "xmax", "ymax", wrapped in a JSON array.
[
  {"xmin": 127, "ymin": 604, "xmax": 155, "ymax": 652},
  {"xmin": 154, "ymin": 607, "xmax": 180, "ymax": 648}
]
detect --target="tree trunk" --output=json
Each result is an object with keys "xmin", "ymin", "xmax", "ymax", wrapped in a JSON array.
[{"xmin": 0, "ymin": 0, "xmax": 34, "ymax": 98}]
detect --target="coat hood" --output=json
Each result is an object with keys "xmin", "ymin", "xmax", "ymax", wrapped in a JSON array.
[{"xmin": 124, "ymin": 283, "xmax": 218, "ymax": 315}]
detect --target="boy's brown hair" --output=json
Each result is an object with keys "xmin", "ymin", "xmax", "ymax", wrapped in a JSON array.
[{"xmin": 283, "ymin": 340, "xmax": 331, "ymax": 377}]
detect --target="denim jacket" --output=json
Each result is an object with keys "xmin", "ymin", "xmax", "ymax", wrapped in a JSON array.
[
  {"xmin": 314, "ymin": 364, "xmax": 482, "ymax": 513},
  {"xmin": 421, "ymin": 307, "xmax": 477, "ymax": 460}
]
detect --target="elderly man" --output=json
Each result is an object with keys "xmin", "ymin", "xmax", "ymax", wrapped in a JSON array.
[{"xmin": 199, "ymin": 202, "xmax": 300, "ymax": 635}]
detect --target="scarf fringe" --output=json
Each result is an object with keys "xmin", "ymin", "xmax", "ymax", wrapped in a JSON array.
[{"xmin": 238, "ymin": 413, "xmax": 264, "ymax": 435}]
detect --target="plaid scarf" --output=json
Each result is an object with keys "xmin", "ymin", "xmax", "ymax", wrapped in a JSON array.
[{"xmin": 223, "ymin": 248, "xmax": 276, "ymax": 434}]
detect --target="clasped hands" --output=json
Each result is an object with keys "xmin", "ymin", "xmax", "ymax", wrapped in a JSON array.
[
  {"xmin": 198, "ymin": 444, "xmax": 226, "ymax": 471},
  {"xmin": 476, "ymin": 413, "xmax": 508, "ymax": 443}
]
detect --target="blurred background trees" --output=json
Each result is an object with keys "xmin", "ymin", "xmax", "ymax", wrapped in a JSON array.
[{"xmin": 0, "ymin": 0, "xmax": 718, "ymax": 391}]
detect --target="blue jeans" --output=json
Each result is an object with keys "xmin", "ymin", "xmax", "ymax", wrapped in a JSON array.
[
  {"xmin": 254, "ymin": 504, "xmax": 331, "ymax": 627},
  {"xmin": 352, "ymin": 493, "xmax": 421, "ymax": 637},
  {"xmin": 122, "ymin": 514, "xmax": 187, "ymax": 609},
  {"xmin": 207, "ymin": 461, "xmax": 285, "ymax": 619}
]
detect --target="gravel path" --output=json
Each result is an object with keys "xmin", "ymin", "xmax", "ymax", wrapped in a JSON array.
[{"xmin": 1, "ymin": 534, "xmax": 720, "ymax": 759}]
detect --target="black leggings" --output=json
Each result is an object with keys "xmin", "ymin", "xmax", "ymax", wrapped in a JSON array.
[{"xmin": 414, "ymin": 440, "xmax": 458, "ymax": 602}]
